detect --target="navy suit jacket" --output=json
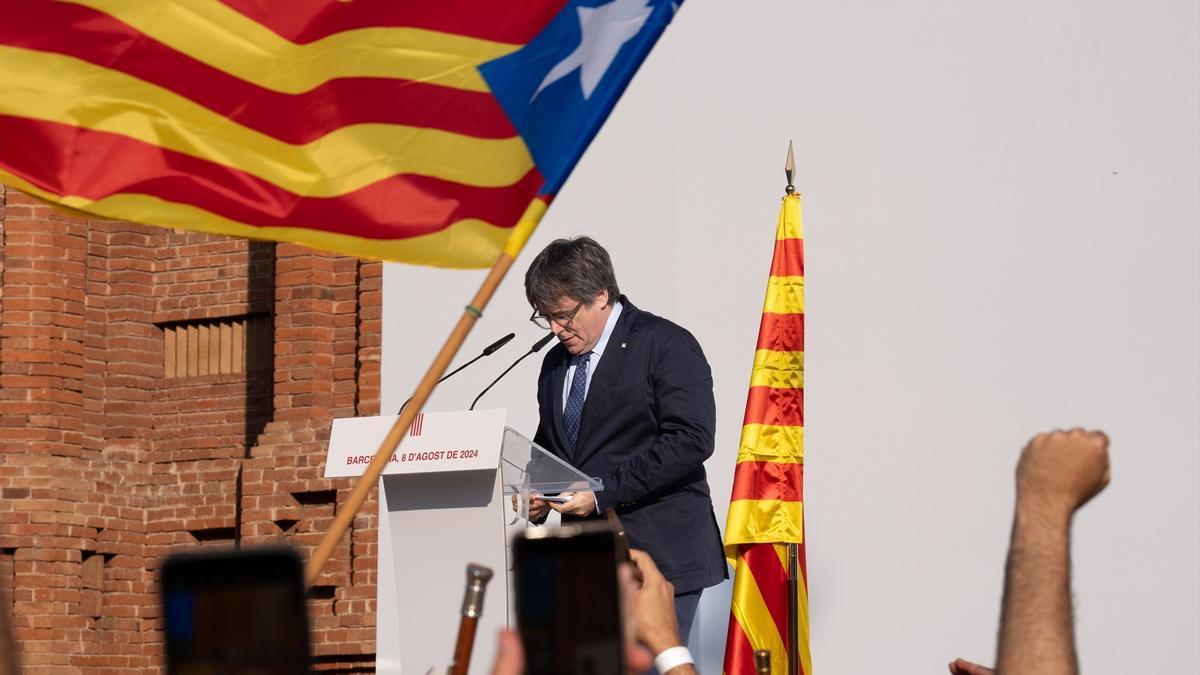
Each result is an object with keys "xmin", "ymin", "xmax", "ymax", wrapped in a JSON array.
[{"xmin": 533, "ymin": 297, "xmax": 727, "ymax": 593}]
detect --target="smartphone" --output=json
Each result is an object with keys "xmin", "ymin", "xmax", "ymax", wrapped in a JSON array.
[
  {"xmin": 161, "ymin": 546, "xmax": 311, "ymax": 675},
  {"xmin": 512, "ymin": 524, "xmax": 625, "ymax": 675},
  {"xmin": 603, "ymin": 508, "xmax": 632, "ymax": 563}
]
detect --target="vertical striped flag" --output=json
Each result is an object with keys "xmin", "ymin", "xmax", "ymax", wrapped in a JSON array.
[
  {"xmin": 723, "ymin": 193, "xmax": 810, "ymax": 675},
  {"xmin": 0, "ymin": 0, "xmax": 682, "ymax": 267}
]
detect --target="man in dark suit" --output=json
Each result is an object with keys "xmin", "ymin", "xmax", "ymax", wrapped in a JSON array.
[{"xmin": 523, "ymin": 236, "xmax": 726, "ymax": 648}]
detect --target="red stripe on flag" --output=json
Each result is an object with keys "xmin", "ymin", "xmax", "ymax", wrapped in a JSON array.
[
  {"xmin": 798, "ymin": 540, "xmax": 808, "ymax": 585},
  {"xmin": 743, "ymin": 543, "xmax": 791, "ymax": 643},
  {"xmin": 217, "ymin": 0, "xmax": 568, "ymax": 44},
  {"xmin": 730, "ymin": 461, "xmax": 804, "ymax": 502},
  {"xmin": 0, "ymin": 115, "xmax": 542, "ymax": 239},
  {"xmin": 770, "ymin": 237, "xmax": 805, "ymax": 277},
  {"xmin": 755, "ymin": 312, "xmax": 805, "ymax": 352},
  {"xmin": 0, "ymin": 4, "xmax": 518, "ymax": 142},
  {"xmin": 723, "ymin": 609, "xmax": 759, "ymax": 675},
  {"xmin": 742, "ymin": 386, "xmax": 804, "ymax": 427}
]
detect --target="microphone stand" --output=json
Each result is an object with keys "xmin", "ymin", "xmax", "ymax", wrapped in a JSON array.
[
  {"xmin": 469, "ymin": 333, "xmax": 554, "ymax": 411},
  {"xmin": 396, "ymin": 332, "xmax": 514, "ymax": 415}
]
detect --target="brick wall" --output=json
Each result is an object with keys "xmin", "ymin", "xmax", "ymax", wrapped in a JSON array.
[{"xmin": 0, "ymin": 186, "xmax": 382, "ymax": 673}]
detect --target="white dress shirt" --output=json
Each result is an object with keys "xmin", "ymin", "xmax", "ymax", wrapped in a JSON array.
[{"xmin": 561, "ymin": 301, "xmax": 623, "ymax": 412}]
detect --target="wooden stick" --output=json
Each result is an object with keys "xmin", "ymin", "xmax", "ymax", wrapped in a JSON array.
[
  {"xmin": 449, "ymin": 563, "xmax": 494, "ymax": 675},
  {"xmin": 305, "ymin": 251, "xmax": 517, "ymax": 586}
]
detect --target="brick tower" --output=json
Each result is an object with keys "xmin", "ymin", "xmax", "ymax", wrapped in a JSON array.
[{"xmin": 0, "ymin": 186, "xmax": 382, "ymax": 673}]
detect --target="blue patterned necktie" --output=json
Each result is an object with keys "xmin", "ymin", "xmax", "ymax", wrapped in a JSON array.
[{"xmin": 563, "ymin": 353, "xmax": 591, "ymax": 450}]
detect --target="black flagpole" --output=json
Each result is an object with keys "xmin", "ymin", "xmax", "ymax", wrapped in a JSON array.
[{"xmin": 787, "ymin": 542, "xmax": 799, "ymax": 675}]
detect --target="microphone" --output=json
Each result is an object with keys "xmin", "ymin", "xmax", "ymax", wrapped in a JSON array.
[
  {"xmin": 481, "ymin": 333, "xmax": 515, "ymax": 356},
  {"xmin": 469, "ymin": 333, "xmax": 556, "ymax": 411},
  {"xmin": 396, "ymin": 332, "xmax": 515, "ymax": 415}
]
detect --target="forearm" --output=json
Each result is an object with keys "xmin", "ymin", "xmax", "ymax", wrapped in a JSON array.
[
  {"xmin": 995, "ymin": 501, "xmax": 1078, "ymax": 675},
  {"xmin": 643, "ymin": 628, "xmax": 699, "ymax": 675}
]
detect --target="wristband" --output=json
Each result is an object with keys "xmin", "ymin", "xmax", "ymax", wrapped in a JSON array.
[{"xmin": 654, "ymin": 646, "xmax": 693, "ymax": 673}]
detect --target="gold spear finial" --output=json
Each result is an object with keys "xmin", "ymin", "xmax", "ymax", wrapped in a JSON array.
[{"xmin": 784, "ymin": 140, "xmax": 796, "ymax": 195}]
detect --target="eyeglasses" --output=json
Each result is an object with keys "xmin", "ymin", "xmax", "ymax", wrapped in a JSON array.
[{"xmin": 530, "ymin": 300, "xmax": 585, "ymax": 331}]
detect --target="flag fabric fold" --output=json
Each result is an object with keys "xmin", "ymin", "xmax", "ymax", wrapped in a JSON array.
[
  {"xmin": 0, "ymin": 0, "xmax": 682, "ymax": 267},
  {"xmin": 723, "ymin": 193, "xmax": 811, "ymax": 675}
]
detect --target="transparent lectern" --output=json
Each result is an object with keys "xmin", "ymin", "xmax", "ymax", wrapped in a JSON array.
[
  {"xmin": 323, "ymin": 410, "xmax": 601, "ymax": 675},
  {"xmin": 498, "ymin": 427, "xmax": 603, "ymax": 523}
]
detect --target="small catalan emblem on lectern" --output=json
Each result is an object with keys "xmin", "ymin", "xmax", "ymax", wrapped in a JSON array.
[{"xmin": 410, "ymin": 413, "xmax": 424, "ymax": 437}]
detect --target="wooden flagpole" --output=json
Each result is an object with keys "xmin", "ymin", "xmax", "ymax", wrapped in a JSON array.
[{"xmin": 305, "ymin": 248, "xmax": 520, "ymax": 586}]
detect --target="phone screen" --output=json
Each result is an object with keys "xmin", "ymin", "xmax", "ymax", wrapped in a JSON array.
[
  {"xmin": 513, "ymin": 526, "xmax": 624, "ymax": 675},
  {"xmin": 161, "ymin": 547, "xmax": 310, "ymax": 675}
]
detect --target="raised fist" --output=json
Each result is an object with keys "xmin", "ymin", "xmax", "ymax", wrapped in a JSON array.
[{"xmin": 1016, "ymin": 428, "xmax": 1110, "ymax": 518}]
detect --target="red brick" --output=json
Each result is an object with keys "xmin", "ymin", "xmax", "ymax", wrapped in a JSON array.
[{"xmin": 1, "ymin": 186, "xmax": 382, "ymax": 671}]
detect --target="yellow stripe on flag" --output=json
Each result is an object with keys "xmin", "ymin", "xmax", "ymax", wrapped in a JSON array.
[
  {"xmin": 724, "ymin": 499, "xmax": 804, "ymax": 553},
  {"xmin": 503, "ymin": 199, "xmax": 547, "ymax": 258},
  {"xmin": 0, "ymin": 172, "xmax": 513, "ymax": 267},
  {"xmin": 728, "ymin": 553, "xmax": 789, "ymax": 675},
  {"xmin": 749, "ymin": 349, "xmax": 805, "ymax": 390},
  {"xmin": 762, "ymin": 275, "xmax": 805, "ymax": 315},
  {"xmin": 0, "ymin": 47, "xmax": 534, "ymax": 196},
  {"xmin": 738, "ymin": 424, "xmax": 804, "ymax": 463},
  {"xmin": 769, "ymin": 544, "xmax": 813, "ymax": 675},
  {"xmin": 797, "ymin": 587, "xmax": 813, "ymax": 675},
  {"xmin": 776, "ymin": 193, "xmax": 804, "ymax": 241},
  {"xmin": 62, "ymin": 0, "xmax": 517, "ymax": 94}
]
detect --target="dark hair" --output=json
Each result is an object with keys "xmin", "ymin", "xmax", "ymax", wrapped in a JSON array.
[{"xmin": 524, "ymin": 236, "xmax": 621, "ymax": 310}]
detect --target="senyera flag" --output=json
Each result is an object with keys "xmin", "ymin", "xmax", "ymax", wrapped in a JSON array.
[
  {"xmin": 723, "ymin": 193, "xmax": 811, "ymax": 675},
  {"xmin": 0, "ymin": 0, "xmax": 682, "ymax": 267}
]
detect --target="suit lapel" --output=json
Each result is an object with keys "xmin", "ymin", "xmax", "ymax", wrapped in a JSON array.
[
  {"xmin": 575, "ymin": 300, "xmax": 637, "ymax": 462},
  {"xmin": 549, "ymin": 350, "xmax": 571, "ymax": 452}
]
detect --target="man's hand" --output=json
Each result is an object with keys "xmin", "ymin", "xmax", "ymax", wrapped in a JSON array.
[
  {"xmin": 948, "ymin": 658, "xmax": 994, "ymax": 675},
  {"xmin": 547, "ymin": 491, "xmax": 597, "ymax": 517},
  {"xmin": 510, "ymin": 493, "xmax": 551, "ymax": 522},
  {"xmin": 617, "ymin": 563, "xmax": 655, "ymax": 673},
  {"xmin": 1016, "ymin": 428, "xmax": 1110, "ymax": 520},
  {"xmin": 995, "ymin": 427, "xmax": 1111, "ymax": 675},
  {"xmin": 627, "ymin": 549, "xmax": 681, "ymax": 655},
  {"xmin": 527, "ymin": 495, "xmax": 550, "ymax": 521}
]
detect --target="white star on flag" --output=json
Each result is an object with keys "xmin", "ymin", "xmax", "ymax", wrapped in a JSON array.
[{"xmin": 531, "ymin": 0, "xmax": 654, "ymax": 102}]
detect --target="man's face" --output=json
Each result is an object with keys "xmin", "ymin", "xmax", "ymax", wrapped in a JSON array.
[{"xmin": 540, "ymin": 291, "xmax": 611, "ymax": 355}]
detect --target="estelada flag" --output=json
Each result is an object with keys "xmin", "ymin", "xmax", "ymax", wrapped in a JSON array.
[
  {"xmin": 723, "ymin": 193, "xmax": 811, "ymax": 675},
  {"xmin": 0, "ymin": 0, "xmax": 682, "ymax": 267}
]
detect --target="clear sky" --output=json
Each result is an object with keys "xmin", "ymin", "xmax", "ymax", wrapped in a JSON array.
[{"xmin": 384, "ymin": 1, "xmax": 1200, "ymax": 672}]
